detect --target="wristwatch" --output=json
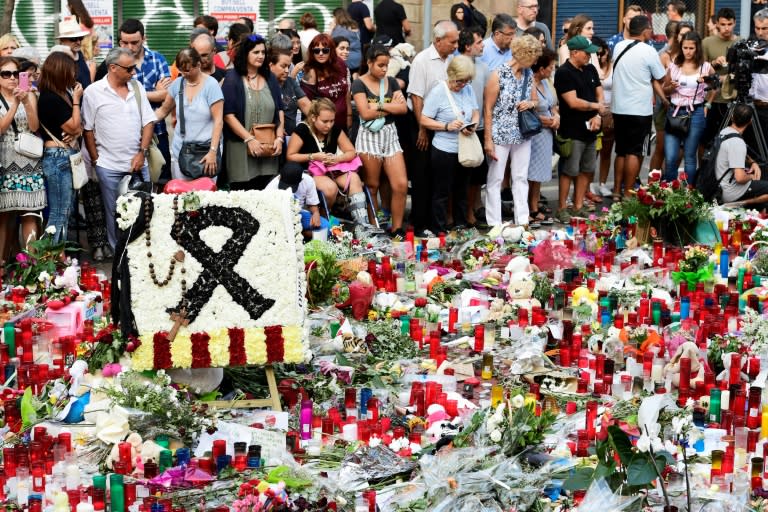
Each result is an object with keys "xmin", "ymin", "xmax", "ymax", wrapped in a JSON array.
[{"xmin": 141, "ymin": 147, "xmax": 149, "ymax": 158}]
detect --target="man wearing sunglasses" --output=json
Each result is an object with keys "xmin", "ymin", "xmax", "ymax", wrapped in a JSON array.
[
  {"xmin": 117, "ymin": 19, "xmax": 172, "ymax": 183},
  {"xmin": 56, "ymin": 16, "xmax": 92, "ymax": 88},
  {"xmin": 82, "ymin": 47, "xmax": 155, "ymax": 251}
]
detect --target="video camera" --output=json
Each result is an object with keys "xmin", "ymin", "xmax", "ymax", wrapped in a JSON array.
[{"xmin": 726, "ymin": 38, "xmax": 768, "ymax": 100}]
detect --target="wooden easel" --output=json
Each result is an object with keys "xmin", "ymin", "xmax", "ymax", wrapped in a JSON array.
[{"xmin": 208, "ymin": 365, "xmax": 282, "ymax": 411}]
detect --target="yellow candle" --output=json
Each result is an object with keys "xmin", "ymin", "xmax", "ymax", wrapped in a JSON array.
[
  {"xmin": 491, "ymin": 385, "xmax": 503, "ymax": 407},
  {"xmin": 761, "ymin": 406, "xmax": 768, "ymax": 439}
]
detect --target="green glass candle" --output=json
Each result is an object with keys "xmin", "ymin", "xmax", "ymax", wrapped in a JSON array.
[
  {"xmin": 710, "ymin": 388, "xmax": 722, "ymax": 424},
  {"xmin": 92, "ymin": 474, "xmax": 106, "ymax": 490},
  {"xmin": 3, "ymin": 322, "xmax": 15, "ymax": 358},
  {"xmin": 109, "ymin": 473, "xmax": 124, "ymax": 512},
  {"xmin": 159, "ymin": 449, "xmax": 173, "ymax": 473}
]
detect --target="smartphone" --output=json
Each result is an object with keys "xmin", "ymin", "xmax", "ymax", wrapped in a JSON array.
[
  {"xmin": 461, "ymin": 122, "xmax": 478, "ymax": 131},
  {"xmin": 18, "ymin": 72, "xmax": 29, "ymax": 91}
]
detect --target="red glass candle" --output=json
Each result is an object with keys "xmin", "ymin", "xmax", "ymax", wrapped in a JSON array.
[
  {"xmin": 585, "ymin": 401, "xmax": 597, "ymax": 439},
  {"xmin": 473, "ymin": 324, "xmax": 484, "ymax": 352}
]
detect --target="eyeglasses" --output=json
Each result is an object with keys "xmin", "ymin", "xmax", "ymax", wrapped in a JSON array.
[
  {"xmin": 312, "ymin": 47, "xmax": 331, "ymax": 55},
  {"xmin": 496, "ymin": 30, "xmax": 515, "ymax": 37},
  {"xmin": 0, "ymin": 70, "xmax": 19, "ymax": 79},
  {"xmin": 63, "ymin": 36, "xmax": 84, "ymax": 42},
  {"xmin": 111, "ymin": 63, "xmax": 137, "ymax": 72},
  {"xmin": 453, "ymin": 78, "xmax": 472, "ymax": 85}
]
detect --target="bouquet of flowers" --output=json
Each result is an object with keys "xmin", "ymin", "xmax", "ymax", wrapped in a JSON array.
[
  {"xmin": 672, "ymin": 245, "xmax": 714, "ymax": 287},
  {"xmin": 612, "ymin": 171, "xmax": 710, "ymax": 231}
]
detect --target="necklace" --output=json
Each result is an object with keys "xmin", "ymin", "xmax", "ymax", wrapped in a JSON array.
[
  {"xmin": 144, "ymin": 194, "xmax": 187, "ymax": 302},
  {"xmin": 186, "ymin": 80, "xmax": 200, "ymax": 87}
]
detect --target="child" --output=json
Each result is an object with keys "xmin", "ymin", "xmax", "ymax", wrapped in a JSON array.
[{"xmin": 267, "ymin": 163, "xmax": 329, "ymax": 239}]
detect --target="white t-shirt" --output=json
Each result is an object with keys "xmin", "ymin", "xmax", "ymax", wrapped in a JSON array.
[
  {"xmin": 265, "ymin": 174, "xmax": 320, "ymax": 208},
  {"xmin": 610, "ymin": 39, "xmax": 666, "ymax": 116},
  {"xmin": 82, "ymin": 78, "xmax": 155, "ymax": 171}
]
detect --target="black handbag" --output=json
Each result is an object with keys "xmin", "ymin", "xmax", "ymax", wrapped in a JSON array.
[
  {"xmin": 664, "ymin": 65, "xmax": 702, "ymax": 138},
  {"xmin": 518, "ymin": 71, "xmax": 542, "ymax": 139},
  {"xmin": 177, "ymin": 79, "xmax": 220, "ymax": 179}
]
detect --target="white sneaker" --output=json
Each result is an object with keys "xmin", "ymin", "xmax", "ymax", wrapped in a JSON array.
[
  {"xmin": 589, "ymin": 183, "xmax": 601, "ymax": 197},
  {"xmin": 599, "ymin": 183, "xmax": 613, "ymax": 196}
]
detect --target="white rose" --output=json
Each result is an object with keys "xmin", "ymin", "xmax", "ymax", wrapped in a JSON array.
[
  {"xmin": 490, "ymin": 429, "xmax": 502, "ymax": 443},
  {"xmin": 368, "ymin": 437, "xmax": 381, "ymax": 448},
  {"xmin": 651, "ymin": 436, "xmax": 664, "ymax": 453},
  {"xmin": 45, "ymin": 225, "xmax": 56, "ymax": 235},
  {"xmin": 511, "ymin": 395, "xmax": 525, "ymax": 409}
]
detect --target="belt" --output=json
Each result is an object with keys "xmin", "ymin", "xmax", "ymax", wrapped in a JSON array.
[{"xmin": 755, "ymin": 100, "xmax": 768, "ymax": 108}]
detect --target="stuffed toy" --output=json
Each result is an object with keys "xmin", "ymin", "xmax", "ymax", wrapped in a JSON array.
[
  {"xmin": 54, "ymin": 259, "xmax": 82, "ymax": 294},
  {"xmin": 507, "ymin": 275, "xmax": 541, "ymax": 309},
  {"xmin": 387, "ymin": 43, "xmax": 415, "ymax": 77},
  {"xmin": 335, "ymin": 271, "xmax": 376, "ymax": 320},
  {"xmin": 664, "ymin": 341, "xmax": 705, "ymax": 388},
  {"xmin": 571, "ymin": 287, "xmax": 598, "ymax": 310}
]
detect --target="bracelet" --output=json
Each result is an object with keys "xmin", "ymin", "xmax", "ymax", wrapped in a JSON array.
[
  {"xmin": 244, "ymin": 136, "xmax": 255, "ymax": 144},
  {"xmin": 705, "ymin": 102, "xmax": 712, "ymax": 109},
  {"xmin": 208, "ymin": 147, "xmax": 217, "ymax": 153},
  {"xmin": 73, "ymin": 103, "xmax": 80, "ymax": 107},
  {"xmin": 444, "ymin": 122, "xmax": 449, "ymax": 131},
  {"xmin": 308, "ymin": 153, "xmax": 314, "ymax": 162}
]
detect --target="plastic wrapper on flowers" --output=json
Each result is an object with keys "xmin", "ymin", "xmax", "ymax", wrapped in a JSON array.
[
  {"xmin": 532, "ymin": 240, "xmax": 574, "ymax": 272},
  {"xmin": 494, "ymin": 326, "xmax": 551, "ymax": 375},
  {"xmin": 577, "ymin": 478, "xmax": 644, "ymax": 511},
  {"xmin": 418, "ymin": 447, "xmax": 560, "ymax": 512},
  {"xmin": 336, "ymin": 445, "xmax": 418, "ymax": 493}
]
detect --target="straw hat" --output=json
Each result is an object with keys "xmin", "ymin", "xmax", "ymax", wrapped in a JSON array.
[{"xmin": 57, "ymin": 16, "xmax": 90, "ymax": 39}]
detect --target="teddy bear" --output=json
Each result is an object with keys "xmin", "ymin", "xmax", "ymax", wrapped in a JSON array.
[
  {"xmin": 507, "ymin": 275, "xmax": 541, "ymax": 309},
  {"xmin": 663, "ymin": 341, "xmax": 706, "ymax": 389}
]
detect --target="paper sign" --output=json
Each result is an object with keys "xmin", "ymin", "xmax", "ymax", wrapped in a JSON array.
[{"xmin": 195, "ymin": 420, "xmax": 288, "ymax": 465}]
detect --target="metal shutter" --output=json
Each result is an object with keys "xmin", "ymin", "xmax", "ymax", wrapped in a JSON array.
[
  {"xmin": 554, "ymin": 0, "xmax": 619, "ymax": 44},
  {"xmin": 122, "ymin": 0, "xmax": 199, "ymax": 63},
  {"xmin": 258, "ymin": 1, "xmax": 336, "ymax": 35},
  {"xmin": 3, "ymin": 0, "xmax": 57, "ymax": 60}
]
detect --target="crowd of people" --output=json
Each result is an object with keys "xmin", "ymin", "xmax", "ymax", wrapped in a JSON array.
[{"xmin": 2, "ymin": 0, "xmax": 768, "ymax": 258}]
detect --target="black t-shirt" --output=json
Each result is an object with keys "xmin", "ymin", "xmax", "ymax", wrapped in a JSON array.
[
  {"xmin": 211, "ymin": 66, "xmax": 227, "ymax": 82},
  {"xmin": 554, "ymin": 60, "xmax": 600, "ymax": 142},
  {"xmin": 38, "ymin": 91, "xmax": 73, "ymax": 143},
  {"xmin": 294, "ymin": 122, "xmax": 342, "ymax": 160},
  {"xmin": 75, "ymin": 53, "xmax": 92, "ymax": 89},
  {"xmin": 350, "ymin": 76, "xmax": 400, "ymax": 125},
  {"xmin": 348, "ymin": 2, "xmax": 373, "ymax": 45},
  {"xmin": 374, "ymin": 0, "xmax": 408, "ymax": 45},
  {"xmin": 281, "ymin": 77, "xmax": 307, "ymax": 135}
]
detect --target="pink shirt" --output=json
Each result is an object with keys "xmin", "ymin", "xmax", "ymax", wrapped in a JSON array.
[{"xmin": 669, "ymin": 61, "xmax": 713, "ymax": 108}]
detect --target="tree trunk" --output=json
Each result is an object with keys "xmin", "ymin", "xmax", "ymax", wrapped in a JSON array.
[{"xmin": 0, "ymin": 0, "xmax": 16, "ymax": 36}]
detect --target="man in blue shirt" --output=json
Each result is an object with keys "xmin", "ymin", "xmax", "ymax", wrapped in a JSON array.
[
  {"xmin": 118, "ymin": 19, "xmax": 172, "ymax": 183},
  {"xmin": 607, "ymin": 4, "xmax": 644, "ymax": 54},
  {"xmin": 480, "ymin": 14, "xmax": 515, "ymax": 71}
]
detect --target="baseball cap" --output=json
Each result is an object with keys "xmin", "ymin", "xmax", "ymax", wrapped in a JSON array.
[
  {"xmin": 567, "ymin": 35, "xmax": 599, "ymax": 53},
  {"xmin": 278, "ymin": 163, "xmax": 304, "ymax": 193}
]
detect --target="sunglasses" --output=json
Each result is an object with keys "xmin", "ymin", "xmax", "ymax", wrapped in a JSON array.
[
  {"xmin": 0, "ymin": 70, "xmax": 19, "ymax": 79},
  {"xmin": 63, "ymin": 36, "xmax": 84, "ymax": 42},
  {"xmin": 112, "ymin": 63, "xmax": 137, "ymax": 72},
  {"xmin": 247, "ymin": 34, "xmax": 265, "ymax": 44},
  {"xmin": 312, "ymin": 47, "xmax": 331, "ymax": 55}
]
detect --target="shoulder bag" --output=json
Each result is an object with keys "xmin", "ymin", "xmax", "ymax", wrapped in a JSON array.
[
  {"xmin": 443, "ymin": 81, "xmax": 484, "ymax": 168},
  {"xmin": 41, "ymin": 123, "xmax": 88, "ymax": 190},
  {"xmin": 177, "ymin": 79, "xmax": 219, "ymax": 179},
  {"xmin": 131, "ymin": 80, "xmax": 165, "ymax": 182},
  {"xmin": 518, "ymin": 70, "xmax": 542, "ymax": 140},
  {"xmin": 665, "ymin": 65, "xmax": 702, "ymax": 137},
  {"xmin": 612, "ymin": 40, "xmax": 640, "ymax": 75},
  {"xmin": 248, "ymin": 77, "xmax": 278, "ymax": 156},
  {"xmin": 360, "ymin": 78, "xmax": 387, "ymax": 132},
  {"xmin": 0, "ymin": 95, "xmax": 42, "ymax": 159},
  {"xmin": 303, "ymin": 122, "xmax": 362, "ymax": 191}
]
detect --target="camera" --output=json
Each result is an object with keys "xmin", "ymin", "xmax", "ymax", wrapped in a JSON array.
[{"xmin": 726, "ymin": 39, "xmax": 768, "ymax": 100}]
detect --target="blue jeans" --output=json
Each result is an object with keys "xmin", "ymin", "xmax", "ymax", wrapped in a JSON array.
[
  {"xmin": 42, "ymin": 147, "xmax": 77, "ymax": 243},
  {"xmin": 664, "ymin": 105, "xmax": 706, "ymax": 182},
  {"xmin": 300, "ymin": 209, "xmax": 329, "ymax": 232},
  {"xmin": 96, "ymin": 165, "xmax": 149, "ymax": 249}
]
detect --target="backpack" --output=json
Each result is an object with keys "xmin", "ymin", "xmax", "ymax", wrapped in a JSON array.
[
  {"xmin": 695, "ymin": 132, "xmax": 742, "ymax": 203},
  {"xmin": 470, "ymin": 6, "xmax": 488, "ymax": 37}
]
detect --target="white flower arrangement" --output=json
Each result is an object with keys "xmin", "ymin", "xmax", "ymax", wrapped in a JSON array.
[{"xmin": 124, "ymin": 191, "xmax": 308, "ymax": 370}]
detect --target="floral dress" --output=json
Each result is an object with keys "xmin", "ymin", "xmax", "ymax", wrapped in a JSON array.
[
  {"xmin": 0, "ymin": 102, "xmax": 45, "ymax": 212},
  {"xmin": 490, "ymin": 65, "xmax": 533, "ymax": 146}
]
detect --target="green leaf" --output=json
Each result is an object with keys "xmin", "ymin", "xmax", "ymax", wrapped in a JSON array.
[
  {"xmin": 198, "ymin": 390, "xmax": 221, "ymax": 401},
  {"xmin": 608, "ymin": 424, "xmax": 634, "ymax": 466},
  {"xmin": 335, "ymin": 353, "xmax": 351, "ymax": 366},
  {"xmin": 626, "ymin": 455, "xmax": 657, "ymax": 486},
  {"xmin": 593, "ymin": 460, "xmax": 616, "ymax": 481},
  {"xmin": 563, "ymin": 467, "xmax": 595, "ymax": 491}
]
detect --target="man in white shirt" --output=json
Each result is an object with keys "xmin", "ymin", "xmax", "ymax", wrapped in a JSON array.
[
  {"xmin": 406, "ymin": 20, "xmax": 458, "ymax": 236},
  {"xmin": 82, "ymin": 47, "xmax": 155, "ymax": 250},
  {"xmin": 610, "ymin": 15, "xmax": 666, "ymax": 198}
]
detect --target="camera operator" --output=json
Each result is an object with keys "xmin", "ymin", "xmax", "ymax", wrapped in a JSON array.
[
  {"xmin": 748, "ymin": 8, "xmax": 768, "ymax": 150},
  {"xmin": 702, "ymin": 8, "xmax": 741, "ymax": 145}
]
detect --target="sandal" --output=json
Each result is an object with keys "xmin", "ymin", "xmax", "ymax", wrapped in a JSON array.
[
  {"xmin": 584, "ymin": 191, "xmax": 603, "ymax": 203},
  {"xmin": 540, "ymin": 205, "xmax": 553, "ymax": 214}
]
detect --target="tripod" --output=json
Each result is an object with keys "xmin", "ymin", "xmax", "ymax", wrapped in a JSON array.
[{"xmin": 720, "ymin": 97, "xmax": 768, "ymax": 165}]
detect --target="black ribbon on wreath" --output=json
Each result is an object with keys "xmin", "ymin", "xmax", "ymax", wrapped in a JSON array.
[{"xmin": 653, "ymin": 216, "xmax": 696, "ymax": 247}]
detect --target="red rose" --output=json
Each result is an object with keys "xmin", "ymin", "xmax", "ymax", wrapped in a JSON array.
[
  {"xmin": 660, "ymin": 182, "xmax": 669, "ymax": 189},
  {"xmin": 679, "ymin": 172, "xmax": 688, "ymax": 181},
  {"xmin": 671, "ymin": 180, "xmax": 680, "ymax": 189},
  {"xmin": 686, "ymin": 203, "xmax": 692, "ymax": 208},
  {"xmin": 415, "ymin": 297, "xmax": 428, "ymax": 308},
  {"xmin": 653, "ymin": 200, "xmax": 664, "ymax": 208},
  {"xmin": 642, "ymin": 195, "xmax": 653, "ymax": 205},
  {"xmin": 637, "ymin": 188, "xmax": 646, "ymax": 198}
]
